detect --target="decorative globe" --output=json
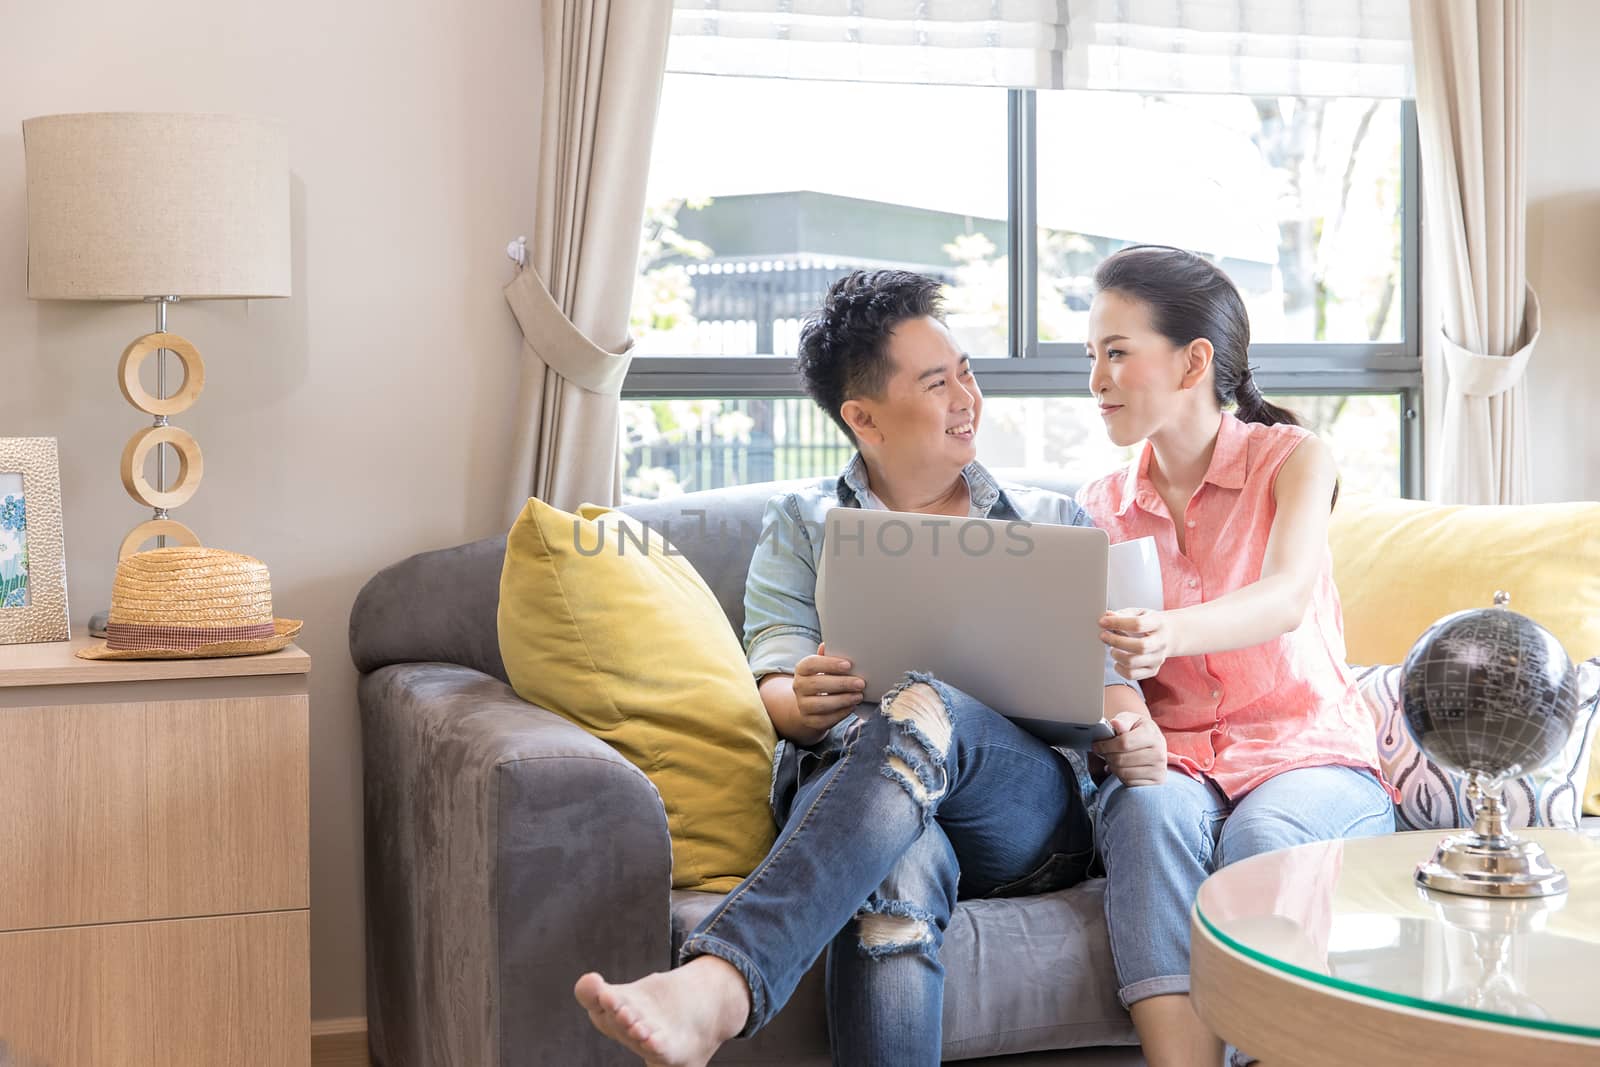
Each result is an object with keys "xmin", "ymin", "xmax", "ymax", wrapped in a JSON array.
[{"xmin": 1400, "ymin": 600, "xmax": 1580, "ymax": 783}]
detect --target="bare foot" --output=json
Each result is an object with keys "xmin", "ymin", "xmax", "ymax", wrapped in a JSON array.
[{"xmin": 574, "ymin": 956, "xmax": 751, "ymax": 1066}]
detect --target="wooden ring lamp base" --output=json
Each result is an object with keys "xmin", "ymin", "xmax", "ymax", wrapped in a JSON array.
[{"xmin": 117, "ymin": 331, "xmax": 207, "ymax": 557}]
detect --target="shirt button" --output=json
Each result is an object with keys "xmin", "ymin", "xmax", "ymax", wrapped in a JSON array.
[
  {"xmin": 1211, "ymin": 689, "xmax": 1221, "ymax": 699},
  {"xmin": 1188, "ymin": 578, "xmax": 1199, "ymax": 588},
  {"xmin": 1185, "ymin": 519, "xmax": 1196, "ymax": 528}
]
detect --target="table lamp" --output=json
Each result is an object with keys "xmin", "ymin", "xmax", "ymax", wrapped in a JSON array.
[{"xmin": 23, "ymin": 112, "xmax": 290, "ymax": 581}]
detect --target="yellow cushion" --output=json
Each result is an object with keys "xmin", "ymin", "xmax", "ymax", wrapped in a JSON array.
[
  {"xmin": 1329, "ymin": 495, "xmax": 1600, "ymax": 814},
  {"xmin": 497, "ymin": 498, "xmax": 777, "ymax": 891}
]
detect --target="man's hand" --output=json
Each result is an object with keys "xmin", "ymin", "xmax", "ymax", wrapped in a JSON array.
[
  {"xmin": 1092, "ymin": 711, "xmax": 1167, "ymax": 786},
  {"xmin": 1100, "ymin": 608, "xmax": 1182, "ymax": 681},
  {"xmin": 790, "ymin": 641, "xmax": 865, "ymax": 737}
]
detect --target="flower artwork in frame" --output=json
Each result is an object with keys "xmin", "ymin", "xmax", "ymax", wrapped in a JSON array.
[
  {"xmin": 0, "ymin": 438, "xmax": 69, "ymax": 643},
  {"xmin": 0, "ymin": 471, "xmax": 27, "ymax": 608}
]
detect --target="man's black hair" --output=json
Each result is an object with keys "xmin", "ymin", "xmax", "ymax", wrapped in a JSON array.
[{"xmin": 795, "ymin": 270, "xmax": 945, "ymax": 441}]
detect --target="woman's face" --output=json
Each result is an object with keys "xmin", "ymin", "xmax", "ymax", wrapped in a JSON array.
[{"xmin": 1085, "ymin": 289, "xmax": 1197, "ymax": 447}]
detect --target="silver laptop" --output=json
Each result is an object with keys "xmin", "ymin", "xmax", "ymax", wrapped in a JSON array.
[{"xmin": 816, "ymin": 507, "xmax": 1114, "ymax": 747}]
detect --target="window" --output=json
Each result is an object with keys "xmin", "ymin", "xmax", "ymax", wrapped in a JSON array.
[
  {"xmin": 634, "ymin": 75, "xmax": 1010, "ymax": 360},
  {"xmin": 624, "ymin": 71, "xmax": 1420, "ymax": 501},
  {"xmin": 622, "ymin": 397, "xmax": 854, "ymax": 500},
  {"xmin": 1032, "ymin": 93, "xmax": 1405, "ymax": 347},
  {"xmin": 622, "ymin": 394, "xmax": 1403, "ymax": 502}
]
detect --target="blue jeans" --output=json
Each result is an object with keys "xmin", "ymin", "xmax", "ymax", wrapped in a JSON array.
[
  {"xmin": 1095, "ymin": 764, "xmax": 1395, "ymax": 1007},
  {"xmin": 680, "ymin": 672, "xmax": 1094, "ymax": 1066}
]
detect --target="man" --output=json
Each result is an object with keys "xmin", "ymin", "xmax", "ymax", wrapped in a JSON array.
[{"xmin": 576, "ymin": 270, "xmax": 1166, "ymax": 1066}]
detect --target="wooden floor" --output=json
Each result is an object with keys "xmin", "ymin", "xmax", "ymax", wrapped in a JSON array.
[
  {"xmin": 312, "ymin": 1030, "xmax": 370, "ymax": 1067},
  {"xmin": 305, "ymin": 1032, "xmax": 1147, "ymax": 1066}
]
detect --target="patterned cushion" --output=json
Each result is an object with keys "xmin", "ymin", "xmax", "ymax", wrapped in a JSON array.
[{"xmin": 1354, "ymin": 659, "xmax": 1600, "ymax": 831}]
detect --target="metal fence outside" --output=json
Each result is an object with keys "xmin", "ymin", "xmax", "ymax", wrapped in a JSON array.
[{"xmin": 623, "ymin": 397, "xmax": 854, "ymax": 498}]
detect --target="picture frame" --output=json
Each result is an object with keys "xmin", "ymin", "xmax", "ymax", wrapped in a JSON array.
[{"xmin": 0, "ymin": 437, "xmax": 70, "ymax": 644}]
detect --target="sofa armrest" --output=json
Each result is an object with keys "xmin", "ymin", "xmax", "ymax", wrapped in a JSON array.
[
  {"xmin": 349, "ymin": 535, "xmax": 511, "ymax": 683},
  {"xmin": 361, "ymin": 663, "xmax": 672, "ymax": 1067}
]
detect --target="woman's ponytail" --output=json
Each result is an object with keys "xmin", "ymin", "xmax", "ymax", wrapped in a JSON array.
[
  {"xmin": 1232, "ymin": 366, "xmax": 1300, "ymax": 428},
  {"xmin": 1237, "ymin": 364, "xmax": 1336, "ymax": 506}
]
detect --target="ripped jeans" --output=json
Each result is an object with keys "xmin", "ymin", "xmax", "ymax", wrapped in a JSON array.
[{"xmin": 679, "ymin": 672, "xmax": 1094, "ymax": 1066}]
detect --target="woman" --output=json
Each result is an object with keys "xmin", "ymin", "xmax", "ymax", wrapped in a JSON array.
[{"xmin": 1077, "ymin": 246, "xmax": 1397, "ymax": 1067}]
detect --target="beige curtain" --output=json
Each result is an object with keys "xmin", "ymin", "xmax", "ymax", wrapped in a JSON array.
[
  {"xmin": 1411, "ymin": 0, "xmax": 1537, "ymax": 504},
  {"xmin": 504, "ymin": 0, "xmax": 671, "ymax": 520}
]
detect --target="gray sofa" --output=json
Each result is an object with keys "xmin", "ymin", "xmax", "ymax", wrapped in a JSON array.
[{"xmin": 351, "ymin": 476, "xmax": 1146, "ymax": 1066}]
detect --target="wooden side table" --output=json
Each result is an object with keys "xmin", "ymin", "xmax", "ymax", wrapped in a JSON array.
[
  {"xmin": 0, "ymin": 630, "xmax": 310, "ymax": 1065},
  {"xmin": 1190, "ymin": 828, "xmax": 1600, "ymax": 1066}
]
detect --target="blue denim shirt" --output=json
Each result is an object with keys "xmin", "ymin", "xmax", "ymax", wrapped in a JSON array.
[{"xmin": 744, "ymin": 453, "xmax": 1134, "ymax": 726}]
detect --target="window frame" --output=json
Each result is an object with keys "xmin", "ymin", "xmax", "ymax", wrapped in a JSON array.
[{"xmin": 623, "ymin": 90, "xmax": 1424, "ymax": 497}]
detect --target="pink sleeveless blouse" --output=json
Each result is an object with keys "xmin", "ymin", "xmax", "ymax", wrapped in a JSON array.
[{"xmin": 1078, "ymin": 414, "xmax": 1393, "ymax": 801}]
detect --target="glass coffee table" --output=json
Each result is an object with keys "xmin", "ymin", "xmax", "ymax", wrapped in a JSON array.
[{"xmin": 1189, "ymin": 827, "xmax": 1600, "ymax": 1066}]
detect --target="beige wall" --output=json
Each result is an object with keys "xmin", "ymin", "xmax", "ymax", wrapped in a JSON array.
[
  {"xmin": 1525, "ymin": 1, "xmax": 1600, "ymax": 503},
  {"xmin": 0, "ymin": 0, "xmax": 543, "ymax": 1021}
]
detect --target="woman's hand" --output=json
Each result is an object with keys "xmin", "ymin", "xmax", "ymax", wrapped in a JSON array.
[
  {"xmin": 1092, "ymin": 711, "xmax": 1168, "ymax": 787},
  {"xmin": 790, "ymin": 642, "xmax": 866, "ymax": 737},
  {"xmin": 1100, "ymin": 608, "xmax": 1181, "ymax": 681}
]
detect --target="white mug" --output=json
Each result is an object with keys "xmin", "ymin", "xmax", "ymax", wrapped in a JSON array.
[{"xmin": 1106, "ymin": 535, "xmax": 1164, "ymax": 612}]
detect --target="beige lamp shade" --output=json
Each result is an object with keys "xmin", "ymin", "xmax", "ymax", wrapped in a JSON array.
[{"xmin": 23, "ymin": 112, "xmax": 290, "ymax": 300}]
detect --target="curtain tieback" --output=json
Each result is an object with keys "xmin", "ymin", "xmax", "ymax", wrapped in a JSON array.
[
  {"xmin": 1440, "ymin": 285, "xmax": 1542, "ymax": 398},
  {"xmin": 503, "ymin": 263, "xmax": 633, "ymax": 397}
]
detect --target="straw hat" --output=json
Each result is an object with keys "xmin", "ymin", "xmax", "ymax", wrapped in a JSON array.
[{"xmin": 76, "ymin": 546, "xmax": 302, "ymax": 660}]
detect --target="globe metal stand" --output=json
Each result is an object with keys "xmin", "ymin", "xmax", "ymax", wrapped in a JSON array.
[{"xmin": 1415, "ymin": 776, "xmax": 1570, "ymax": 898}]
